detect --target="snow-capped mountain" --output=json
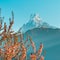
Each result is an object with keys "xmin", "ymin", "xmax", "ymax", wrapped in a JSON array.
[{"xmin": 20, "ymin": 14, "xmax": 56, "ymax": 33}]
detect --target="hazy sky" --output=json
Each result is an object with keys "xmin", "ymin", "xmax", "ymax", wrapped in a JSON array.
[{"xmin": 0, "ymin": 0, "xmax": 60, "ymax": 31}]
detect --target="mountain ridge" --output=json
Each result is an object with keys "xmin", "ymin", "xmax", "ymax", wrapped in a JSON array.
[{"xmin": 20, "ymin": 14, "xmax": 57, "ymax": 33}]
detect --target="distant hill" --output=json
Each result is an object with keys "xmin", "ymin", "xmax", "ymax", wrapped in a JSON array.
[{"xmin": 23, "ymin": 28, "xmax": 60, "ymax": 60}]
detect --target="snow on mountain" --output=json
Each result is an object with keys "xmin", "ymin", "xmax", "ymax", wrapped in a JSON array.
[
  {"xmin": 31, "ymin": 14, "xmax": 41, "ymax": 27},
  {"xmin": 20, "ymin": 14, "xmax": 56, "ymax": 33}
]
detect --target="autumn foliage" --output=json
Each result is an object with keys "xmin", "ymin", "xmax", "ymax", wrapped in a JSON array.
[{"xmin": 0, "ymin": 10, "xmax": 46, "ymax": 60}]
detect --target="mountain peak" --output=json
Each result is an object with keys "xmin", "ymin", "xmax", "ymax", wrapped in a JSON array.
[
  {"xmin": 30, "ymin": 14, "xmax": 41, "ymax": 23},
  {"xmin": 20, "ymin": 14, "xmax": 56, "ymax": 33},
  {"xmin": 29, "ymin": 14, "xmax": 42, "ymax": 27}
]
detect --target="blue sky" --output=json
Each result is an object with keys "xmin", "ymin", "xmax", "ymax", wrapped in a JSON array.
[{"xmin": 0, "ymin": 0, "xmax": 60, "ymax": 31}]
